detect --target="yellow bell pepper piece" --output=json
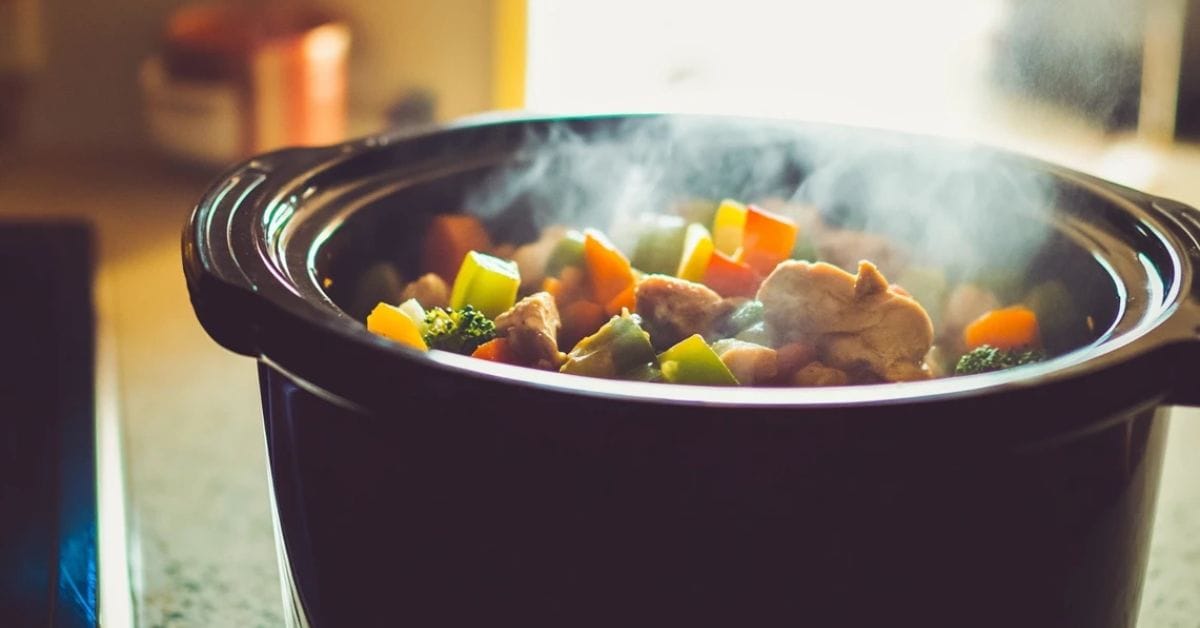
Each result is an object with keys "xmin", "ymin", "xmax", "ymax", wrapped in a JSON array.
[
  {"xmin": 711, "ymin": 199, "xmax": 747, "ymax": 256},
  {"xmin": 367, "ymin": 302, "xmax": 428, "ymax": 351},
  {"xmin": 676, "ymin": 223, "xmax": 714, "ymax": 283}
]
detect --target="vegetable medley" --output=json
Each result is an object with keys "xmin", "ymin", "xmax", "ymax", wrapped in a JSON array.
[{"xmin": 364, "ymin": 199, "xmax": 1054, "ymax": 386}]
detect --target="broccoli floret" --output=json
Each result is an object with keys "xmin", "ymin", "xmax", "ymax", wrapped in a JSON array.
[
  {"xmin": 954, "ymin": 345, "xmax": 1045, "ymax": 375},
  {"xmin": 422, "ymin": 305, "xmax": 497, "ymax": 355}
]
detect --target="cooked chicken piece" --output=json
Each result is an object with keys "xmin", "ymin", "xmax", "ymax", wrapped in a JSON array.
[
  {"xmin": 791, "ymin": 362, "xmax": 850, "ymax": 387},
  {"xmin": 400, "ymin": 272, "xmax": 449, "ymax": 309},
  {"xmin": 635, "ymin": 275, "xmax": 732, "ymax": 348},
  {"xmin": 825, "ymin": 332, "xmax": 933, "ymax": 382},
  {"xmin": 757, "ymin": 260, "xmax": 934, "ymax": 382},
  {"xmin": 774, "ymin": 341, "xmax": 818, "ymax": 380},
  {"xmin": 494, "ymin": 292, "xmax": 566, "ymax": 370},
  {"xmin": 715, "ymin": 342, "xmax": 778, "ymax": 386}
]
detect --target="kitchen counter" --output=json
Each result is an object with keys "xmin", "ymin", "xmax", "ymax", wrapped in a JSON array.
[{"xmin": 1, "ymin": 143, "xmax": 1198, "ymax": 627}]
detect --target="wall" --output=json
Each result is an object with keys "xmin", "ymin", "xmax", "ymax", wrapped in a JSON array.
[
  {"xmin": 23, "ymin": 0, "xmax": 189, "ymax": 148},
  {"xmin": 15, "ymin": 0, "xmax": 497, "ymax": 150},
  {"xmin": 334, "ymin": 0, "xmax": 494, "ymax": 127}
]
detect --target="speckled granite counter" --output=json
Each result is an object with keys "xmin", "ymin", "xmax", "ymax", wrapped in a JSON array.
[{"xmin": 2, "ymin": 147, "xmax": 1198, "ymax": 627}]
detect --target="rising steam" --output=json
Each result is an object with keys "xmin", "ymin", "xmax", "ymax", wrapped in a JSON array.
[{"xmin": 461, "ymin": 115, "xmax": 1055, "ymax": 284}]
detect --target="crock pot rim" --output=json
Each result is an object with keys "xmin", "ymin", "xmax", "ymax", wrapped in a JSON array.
[{"xmin": 184, "ymin": 112, "xmax": 1200, "ymax": 409}]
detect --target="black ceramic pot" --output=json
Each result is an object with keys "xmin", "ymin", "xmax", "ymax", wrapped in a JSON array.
[{"xmin": 183, "ymin": 114, "xmax": 1200, "ymax": 628}]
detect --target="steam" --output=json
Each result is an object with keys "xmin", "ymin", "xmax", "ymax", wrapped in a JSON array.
[{"xmin": 461, "ymin": 115, "xmax": 1055, "ymax": 283}]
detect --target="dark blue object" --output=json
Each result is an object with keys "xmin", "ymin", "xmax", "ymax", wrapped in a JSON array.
[
  {"xmin": 184, "ymin": 115, "xmax": 1200, "ymax": 627},
  {"xmin": 0, "ymin": 223, "xmax": 98, "ymax": 627}
]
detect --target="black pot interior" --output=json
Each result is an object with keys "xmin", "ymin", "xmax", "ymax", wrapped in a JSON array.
[{"xmin": 283, "ymin": 118, "xmax": 1175, "ymax": 373}]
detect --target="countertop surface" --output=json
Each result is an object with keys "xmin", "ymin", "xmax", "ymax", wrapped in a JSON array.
[{"xmin": 2, "ymin": 140, "xmax": 1199, "ymax": 627}]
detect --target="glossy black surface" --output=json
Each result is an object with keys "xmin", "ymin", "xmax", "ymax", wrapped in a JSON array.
[
  {"xmin": 0, "ymin": 223, "xmax": 98, "ymax": 627},
  {"xmin": 184, "ymin": 114, "xmax": 1200, "ymax": 627},
  {"xmin": 261, "ymin": 362, "xmax": 1167, "ymax": 628}
]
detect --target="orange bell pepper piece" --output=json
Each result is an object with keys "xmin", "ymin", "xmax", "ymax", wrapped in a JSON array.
[
  {"xmin": 604, "ymin": 284, "xmax": 637, "ymax": 316},
  {"xmin": 739, "ymin": 204, "xmax": 798, "ymax": 276},
  {"xmin": 704, "ymin": 250, "xmax": 762, "ymax": 298},
  {"xmin": 583, "ymin": 229, "xmax": 635, "ymax": 306}
]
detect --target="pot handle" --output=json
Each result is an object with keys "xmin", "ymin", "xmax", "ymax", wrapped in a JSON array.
[
  {"xmin": 182, "ymin": 144, "xmax": 348, "ymax": 356},
  {"xmin": 1150, "ymin": 195, "xmax": 1200, "ymax": 405}
]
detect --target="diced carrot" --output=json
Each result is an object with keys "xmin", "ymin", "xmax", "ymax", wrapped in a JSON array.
[
  {"xmin": 560, "ymin": 300, "xmax": 607, "ymax": 350},
  {"xmin": 963, "ymin": 306, "xmax": 1040, "ymax": 350},
  {"xmin": 604, "ymin": 284, "xmax": 637, "ymax": 316},
  {"xmin": 704, "ymin": 250, "xmax": 762, "ymax": 298},
  {"xmin": 471, "ymin": 337, "xmax": 512, "ymax": 362},
  {"xmin": 421, "ymin": 214, "xmax": 493, "ymax": 284},
  {"xmin": 739, "ymin": 204, "xmax": 799, "ymax": 275},
  {"xmin": 583, "ymin": 229, "xmax": 635, "ymax": 305}
]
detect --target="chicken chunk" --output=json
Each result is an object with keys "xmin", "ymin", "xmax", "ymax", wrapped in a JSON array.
[
  {"xmin": 400, "ymin": 273, "xmax": 449, "ymax": 309},
  {"xmin": 791, "ymin": 362, "xmax": 850, "ymax": 387},
  {"xmin": 714, "ymin": 341, "xmax": 778, "ymax": 386},
  {"xmin": 635, "ymin": 275, "xmax": 732, "ymax": 349},
  {"xmin": 757, "ymin": 260, "xmax": 934, "ymax": 382},
  {"xmin": 494, "ymin": 292, "xmax": 566, "ymax": 369}
]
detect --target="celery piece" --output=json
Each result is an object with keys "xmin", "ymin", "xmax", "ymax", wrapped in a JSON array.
[{"xmin": 449, "ymin": 251, "xmax": 521, "ymax": 319}]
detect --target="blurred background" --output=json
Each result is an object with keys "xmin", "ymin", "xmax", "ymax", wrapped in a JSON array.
[
  {"xmin": 1, "ymin": 0, "xmax": 1197, "ymax": 162},
  {"xmin": 4, "ymin": 0, "xmax": 1200, "ymax": 625}
]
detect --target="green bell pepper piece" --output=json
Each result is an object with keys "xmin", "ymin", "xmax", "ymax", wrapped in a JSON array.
[
  {"xmin": 449, "ymin": 250, "xmax": 521, "ymax": 319},
  {"xmin": 734, "ymin": 321, "xmax": 773, "ymax": 346},
  {"xmin": 560, "ymin": 311, "xmax": 657, "ymax": 379},
  {"xmin": 631, "ymin": 215, "xmax": 688, "ymax": 275},
  {"xmin": 658, "ymin": 334, "xmax": 739, "ymax": 386},
  {"xmin": 544, "ymin": 230, "xmax": 586, "ymax": 277},
  {"xmin": 708, "ymin": 300, "xmax": 764, "ymax": 341}
]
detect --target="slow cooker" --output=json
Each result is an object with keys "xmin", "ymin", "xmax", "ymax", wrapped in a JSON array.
[{"xmin": 184, "ymin": 114, "xmax": 1200, "ymax": 627}]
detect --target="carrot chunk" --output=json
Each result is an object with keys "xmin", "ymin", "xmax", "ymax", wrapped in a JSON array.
[
  {"xmin": 964, "ymin": 306, "xmax": 1040, "ymax": 350},
  {"xmin": 471, "ymin": 337, "xmax": 512, "ymax": 362},
  {"xmin": 421, "ymin": 214, "xmax": 493, "ymax": 284}
]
